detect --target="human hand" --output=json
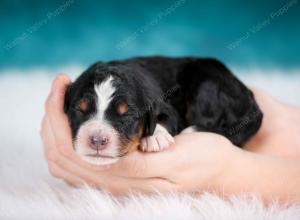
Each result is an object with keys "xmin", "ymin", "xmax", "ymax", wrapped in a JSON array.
[{"xmin": 40, "ymin": 74, "xmax": 239, "ymax": 195}]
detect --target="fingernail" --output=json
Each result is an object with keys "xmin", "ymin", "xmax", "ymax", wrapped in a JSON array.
[{"xmin": 57, "ymin": 74, "xmax": 70, "ymax": 83}]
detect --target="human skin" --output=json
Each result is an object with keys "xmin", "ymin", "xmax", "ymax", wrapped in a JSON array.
[
  {"xmin": 244, "ymin": 88, "xmax": 300, "ymax": 158},
  {"xmin": 40, "ymin": 74, "xmax": 300, "ymax": 202}
]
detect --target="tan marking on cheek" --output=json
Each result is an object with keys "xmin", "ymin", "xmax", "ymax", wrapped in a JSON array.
[
  {"xmin": 117, "ymin": 103, "xmax": 128, "ymax": 115},
  {"xmin": 79, "ymin": 99, "xmax": 89, "ymax": 112},
  {"xmin": 120, "ymin": 127, "xmax": 143, "ymax": 155}
]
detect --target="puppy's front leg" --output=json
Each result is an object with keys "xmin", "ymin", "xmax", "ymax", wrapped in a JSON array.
[{"xmin": 140, "ymin": 124, "xmax": 175, "ymax": 152}]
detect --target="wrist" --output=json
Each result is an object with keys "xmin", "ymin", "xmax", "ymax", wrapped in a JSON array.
[{"xmin": 213, "ymin": 143, "xmax": 246, "ymax": 192}]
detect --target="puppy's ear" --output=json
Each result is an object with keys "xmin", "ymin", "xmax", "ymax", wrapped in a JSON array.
[
  {"xmin": 143, "ymin": 103, "xmax": 157, "ymax": 136},
  {"xmin": 64, "ymin": 84, "xmax": 73, "ymax": 113}
]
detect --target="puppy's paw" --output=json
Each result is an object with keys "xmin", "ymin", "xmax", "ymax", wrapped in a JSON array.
[{"xmin": 140, "ymin": 124, "xmax": 174, "ymax": 152}]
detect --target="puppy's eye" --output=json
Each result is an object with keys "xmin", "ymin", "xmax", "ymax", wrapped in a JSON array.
[
  {"xmin": 78, "ymin": 99, "xmax": 89, "ymax": 112},
  {"xmin": 117, "ymin": 103, "xmax": 128, "ymax": 115}
]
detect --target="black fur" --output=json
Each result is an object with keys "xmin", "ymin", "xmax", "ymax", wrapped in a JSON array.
[{"xmin": 65, "ymin": 56, "xmax": 263, "ymax": 147}]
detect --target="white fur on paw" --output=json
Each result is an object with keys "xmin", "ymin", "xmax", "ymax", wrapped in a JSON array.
[
  {"xmin": 180, "ymin": 126, "xmax": 196, "ymax": 134},
  {"xmin": 141, "ymin": 124, "xmax": 174, "ymax": 152}
]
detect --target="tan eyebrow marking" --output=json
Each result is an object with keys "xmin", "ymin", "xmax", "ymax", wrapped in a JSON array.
[
  {"xmin": 117, "ymin": 103, "xmax": 128, "ymax": 115},
  {"xmin": 79, "ymin": 99, "xmax": 89, "ymax": 112}
]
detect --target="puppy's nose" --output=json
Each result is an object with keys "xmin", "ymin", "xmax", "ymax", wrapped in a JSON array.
[{"xmin": 89, "ymin": 135, "xmax": 109, "ymax": 150}]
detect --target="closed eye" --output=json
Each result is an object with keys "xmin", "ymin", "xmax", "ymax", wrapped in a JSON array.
[
  {"xmin": 79, "ymin": 99, "xmax": 89, "ymax": 111},
  {"xmin": 117, "ymin": 103, "xmax": 129, "ymax": 115},
  {"xmin": 73, "ymin": 97, "xmax": 91, "ymax": 114}
]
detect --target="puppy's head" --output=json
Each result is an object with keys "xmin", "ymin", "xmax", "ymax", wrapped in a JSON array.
[{"xmin": 64, "ymin": 64, "xmax": 156, "ymax": 165}]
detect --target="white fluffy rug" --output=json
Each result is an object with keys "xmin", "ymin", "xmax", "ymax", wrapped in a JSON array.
[{"xmin": 0, "ymin": 68, "xmax": 300, "ymax": 219}]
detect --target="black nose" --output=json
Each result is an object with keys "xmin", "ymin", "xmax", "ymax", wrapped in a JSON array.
[{"xmin": 89, "ymin": 135, "xmax": 109, "ymax": 150}]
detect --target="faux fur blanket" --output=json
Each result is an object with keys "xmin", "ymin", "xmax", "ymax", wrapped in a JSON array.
[{"xmin": 0, "ymin": 69, "xmax": 300, "ymax": 219}]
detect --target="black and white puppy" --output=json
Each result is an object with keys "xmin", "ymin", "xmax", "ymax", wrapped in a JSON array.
[{"xmin": 64, "ymin": 56, "xmax": 263, "ymax": 165}]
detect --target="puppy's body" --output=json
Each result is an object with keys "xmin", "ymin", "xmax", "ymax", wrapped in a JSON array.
[{"xmin": 65, "ymin": 56, "xmax": 263, "ymax": 165}]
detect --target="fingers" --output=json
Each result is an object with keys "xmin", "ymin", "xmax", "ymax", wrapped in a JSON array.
[
  {"xmin": 46, "ymin": 74, "xmax": 73, "ymax": 154},
  {"xmin": 41, "ymin": 116, "xmax": 57, "ymax": 162},
  {"xmin": 54, "ymin": 158, "xmax": 177, "ymax": 195},
  {"xmin": 105, "ymin": 177, "xmax": 177, "ymax": 196},
  {"xmin": 49, "ymin": 74, "xmax": 71, "ymax": 112},
  {"xmin": 41, "ymin": 114, "xmax": 86, "ymax": 185},
  {"xmin": 48, "ymin": 162, "xmax": 83, "ymax": 186}
]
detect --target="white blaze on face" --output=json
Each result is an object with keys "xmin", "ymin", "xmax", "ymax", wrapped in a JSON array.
[
  {"xmin": 74, "ymin": 76, "xmax": 121, "ymax": 165},
  {"xmin": 94, "ymin": 76, "xmax": 115, "ymax": 121}
]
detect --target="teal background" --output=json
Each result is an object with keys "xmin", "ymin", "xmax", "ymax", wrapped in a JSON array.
[{"xmin": 0, "ymin": 0, "xmax": 299, "ymax": 70}]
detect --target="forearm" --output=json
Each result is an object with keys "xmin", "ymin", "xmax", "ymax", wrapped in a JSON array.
[{"xmin": 219, "ymin": 148, "xmax": 300, "ymax": 203}]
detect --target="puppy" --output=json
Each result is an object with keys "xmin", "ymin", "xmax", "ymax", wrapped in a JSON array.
[{"xmin": 64, "ymin": 56, "xmax": 263, "ymax": 165}]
